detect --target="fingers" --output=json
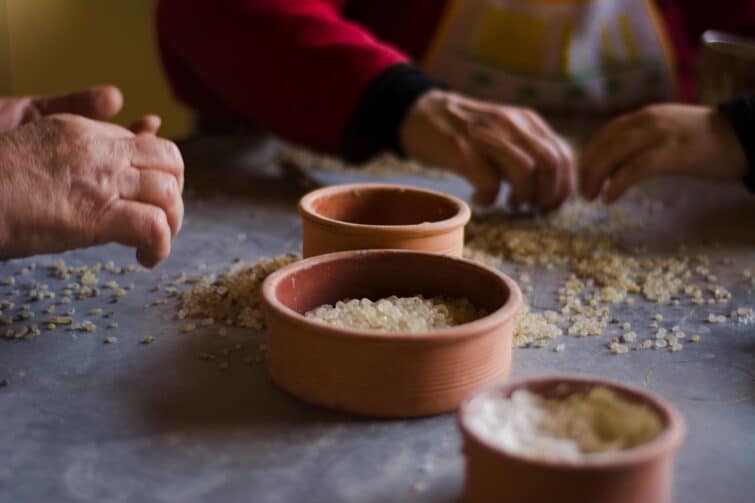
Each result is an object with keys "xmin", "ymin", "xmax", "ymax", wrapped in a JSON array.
[
  {"xmin": 94, "ymin": 131, "xmax": 184, "ymax": 268},
  {"xmin": 128, "ymin": 135, "xmax": 185, "ymax": 190},
  {"xmin": 96, "ymin": 200, "xmax": 172, "ymax": 268},
  {"xmin": 601, "ymin": 148, "xmax": 667, "ymax": 204},
  {"xmin": 505, "ymin": 117, "xmax": 564, "ymax": 209},
  {"xmin": 408, "ymin": 91, "xmax": 573, "ymax": 210},
  {"xmin": 581, "ymin": 110, "xmax": 648, "ymax": 166},
  {"xmin": 33, "ymin": 85, "xmax": 123, "ymax": 120},
  {"xmin": 443, "ymin": 99, "xmax": 502, "ymax": 204},
  {"xmin": 557, "ymin": 136, "xmax": 577, "ymax": 201},
  {"xmin": 117, "ymin": 168, "xmax": 183, "ymax": 236},
  {"xmin": 119, "ymin": 134, "xmax": 184, "ymax": 236},
  {"xmin": 519, "ymin": 110, "xmax": 575, "ymax": 209},
  {"xmin": 469, "ymin": 124, "xmax": 535, "ymax": 207},
  {"xmin": 453, "ymin": 101, "xmax": 571, "ymax": 210},
  {"xmin": 0, "ymin": 97, "xmax": 38, "ymax": 131},
  {"xmin": 581, "ymin": 128, "xmax": 659, "ymax": 200},
  {"xmin": 523, "ymin": 111, "xmax": 576, "ymax": 179},
  {"xmin": 454, "ymin": 136, "xmax": 502, "ymax": 205},
  {"xmin": 129, "ymin": 114, "xmax": 162, "ymax": 135}
]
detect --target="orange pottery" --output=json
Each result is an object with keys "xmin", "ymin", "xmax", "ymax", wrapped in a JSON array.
[
  {"xmin": 298, "ymin": 183, "xmax": 471, "ymax": 258},
  {"xmin": 262, "ymin": 249, "xmax": 522, "ymax": 417},
  {"xmin": 458, "ymin": 375, "xmax": 686, "ymax": 503}
]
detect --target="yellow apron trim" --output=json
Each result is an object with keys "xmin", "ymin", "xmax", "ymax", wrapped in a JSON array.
[
  {"xmin": 423, "ymin": 0, "xmax": 677, "ymax": 107},
  {"xmin": 422, "ymin": 0, "xmax": 464, "ymax": 71},
  {"xmin": 618, "ymin": 12, "xmax": 639, "ymax": 62},
  {"xmin": 601, "ymin": 21, "xmax": 617, "ymax": 67},
  {"xmin": 477, "ymin": 6, "xmax": 549, "ymax": 74},
  {"xmin": 644, "ymin": 0, "xmax": 679, "ymax": 100},
  {"xmin": 560, "ymin": 19, "xmax": 575, "ymax": 75}
]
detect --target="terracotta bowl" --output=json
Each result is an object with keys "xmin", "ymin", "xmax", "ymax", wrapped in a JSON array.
[
  {"xmin": 261, "ymin": 250, "xmax": 522, "ymax": 417},
  {"xmin": 298, "ymin": 183, "xmax": 471, "ymax": 258},
  {"xmin": 458, "ymin": 375, "xmax": 686, "ymax": 503}
]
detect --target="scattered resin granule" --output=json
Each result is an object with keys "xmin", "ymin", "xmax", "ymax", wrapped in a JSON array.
[{"xmin": 465, "ymin": 386, "xmax": 663, "ymax": 462}]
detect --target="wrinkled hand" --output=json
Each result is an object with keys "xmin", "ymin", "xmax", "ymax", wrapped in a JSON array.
[
  {"xmin": 0, "ymin": 114, "xmax": 184, "ymax": 267},
  {"xmin": 400, "ymin": 90, "xmax": 575, "ymax": 209},
  {"xmin": 0, "ymin": 85, "xmax": 161, "ymax": 135},
  {"xmin": 581, "ymin": 104, "xmax": 748, "ymax": 203}
]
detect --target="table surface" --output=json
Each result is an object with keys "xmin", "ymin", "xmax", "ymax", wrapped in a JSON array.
[{"xmin": 1, "ymin": 137, "xmax": 753, "ymax": 503}]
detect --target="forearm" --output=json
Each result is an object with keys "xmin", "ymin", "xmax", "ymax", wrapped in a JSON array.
[
  {"xmin": 718, "ymin": 94, "xmax": 755, "ymax": 191},
  {"xmin": 157, "ymin": 0, "xmax": 409, "ymax": 154}
]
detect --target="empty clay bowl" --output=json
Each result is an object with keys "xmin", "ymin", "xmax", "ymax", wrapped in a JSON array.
[
  {"xmin": 261, "ymin": 249, "xmax": 522, "ymax": 417},
  {"xmin": 298, "ymin": 183, "xmax": 471, "ymax": 258},
  {"xmin": 458, "ymin": 375, "xmax": 686, "ymax": 503}
]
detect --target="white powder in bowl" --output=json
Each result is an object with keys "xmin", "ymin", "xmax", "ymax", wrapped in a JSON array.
[
  {"xmin": 304, "ymin": 295, "xmax": 484, "ymax": 332},
  {"xmin": 466, "ymin": 386, "xmax": 664, "ymax": 462}
]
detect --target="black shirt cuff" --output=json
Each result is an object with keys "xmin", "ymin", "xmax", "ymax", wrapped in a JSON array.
[
  {"xmin": 718, "ymin": 94, "xmax": 755, "ymax": 192},
  {"xmin": 341, "ymin": 63, "xmax": 444, "ymax": 162}
]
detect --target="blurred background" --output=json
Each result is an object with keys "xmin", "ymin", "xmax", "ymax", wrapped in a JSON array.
[{"xmin": 0, "ymin": 0, "xmax": 193, "ymax": 138}]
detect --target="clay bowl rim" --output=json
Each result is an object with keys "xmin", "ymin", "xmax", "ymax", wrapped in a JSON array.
[
  {"xmin": 458, "ymin": 374, "xmax": 686, "ymax": 471},
  {"xmin": 262, "ymin": 249, "xmax": 522, "ymax": 342},
  {"xmin": 298, "ymin": 183, "xmax": 472, "ymax": 238}
]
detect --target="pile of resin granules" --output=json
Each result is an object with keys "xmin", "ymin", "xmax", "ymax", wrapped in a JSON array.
[
  {"xmin": 466, "ymin": 386, "xmax": 664, "ymax": 461},
  {"xmin": 277, "ymin": 144, "xmax": 446, "ymax": 179},
  {"xmin": 1, "ymin": 186, "xmax": 752, "ymax": 368},
  {"xmin": 273, "ymin": 144, "xmax": 753, "ymax": 353},
  {"xmin": 167, "ymin": 196, "xmax": 753, "ymax": 361},
  {"xmin": 464, "ymin": 198, "xmax": 753, "ymax": 352},
  {"xmin": 176, "ymin": 253, "xmax": 300, "ymax": 330},
  {"xmin": 177, "ymin": 192, "xmax": 754, "ymax": 359},
  {"xmin": 305, "ymin": 296, "xmax": 484, "ymax": 332}
]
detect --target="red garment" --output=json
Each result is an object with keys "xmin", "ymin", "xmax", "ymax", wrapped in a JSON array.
[{"xmin": 157, "ymin": 0, "xmax": 755, "ymax": 153}]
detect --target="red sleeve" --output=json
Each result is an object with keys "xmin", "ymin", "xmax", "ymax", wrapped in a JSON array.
[{"xmin": 157, "ymin": 0, "xmax": 410, "ymax": 153}]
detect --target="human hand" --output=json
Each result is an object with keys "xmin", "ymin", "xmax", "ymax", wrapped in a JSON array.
[
  {"xmin": 400, "ymin": 90, "xmax": 575, "ymax": 209},
  {"xmin": 580, "ymin": 104, "xmax": 748, "ymax": 203},
  {"xmin": 0, "ymin": 114, "xmax": 184, "ymax": 267},
  {"xmin": 0, "ymin": 85, "xmax": 161, "ymax": 135}
]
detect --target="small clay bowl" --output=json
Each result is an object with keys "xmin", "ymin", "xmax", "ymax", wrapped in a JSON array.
[
  {"xmin": 298, "ymin": 183, "xmax": 471, "ymax": 258},
  {"xmin": 458, "ymin": 375, "xmax": 686, "ymax": 503},
  {"xmin": 261, "ymin": 249, "xmax": 522, "ymax": 417}
]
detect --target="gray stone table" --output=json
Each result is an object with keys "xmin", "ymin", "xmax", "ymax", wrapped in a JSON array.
[{"xmin": 1, "ymin": 137, "xmax": 753, "ymax": 503}]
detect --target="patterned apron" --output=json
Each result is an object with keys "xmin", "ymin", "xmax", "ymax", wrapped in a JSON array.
[{"xmin": 423, "ymin": 0, "xmax": 677, "ymax": 111}]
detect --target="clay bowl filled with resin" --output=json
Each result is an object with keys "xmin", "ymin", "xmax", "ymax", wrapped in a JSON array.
[
  {"xmin": 261, "ymin": 249, "xmax": 522, "ymax": 417},
  {"xmin": 458, "ymin": 375, "xmax": 686, "ymax": 503},
  {"xmin": 298, "ymin": 183, "xmax": 471, "ymax": 258}
]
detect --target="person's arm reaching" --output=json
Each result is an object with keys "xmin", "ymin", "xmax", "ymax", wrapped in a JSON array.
[
  {"xmin": 580, "ymin": 99, "xmax": 752, "ymax": 203},
  {"xmin": 157, "ymin": 0, "xmax": 575, "ymax": 210},
  {"xmin": 157, "ymin": 0, "xmax": 414, "ymax": 155},
  {"xmin": 0, "ymin": 86, "xmax": 183, "ymax": 267},
  {"xmin": 0, "ymin": 114, "xmax": 184, "ymax": 268}
]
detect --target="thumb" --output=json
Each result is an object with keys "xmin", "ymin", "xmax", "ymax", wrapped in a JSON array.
[
  {"xmin": 33, "ymin": 85, "xmax": 123, "ymax": 120},
  {"xmin": 129, "ymin": 114, "xmax": 162, "ymax": 135}
]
